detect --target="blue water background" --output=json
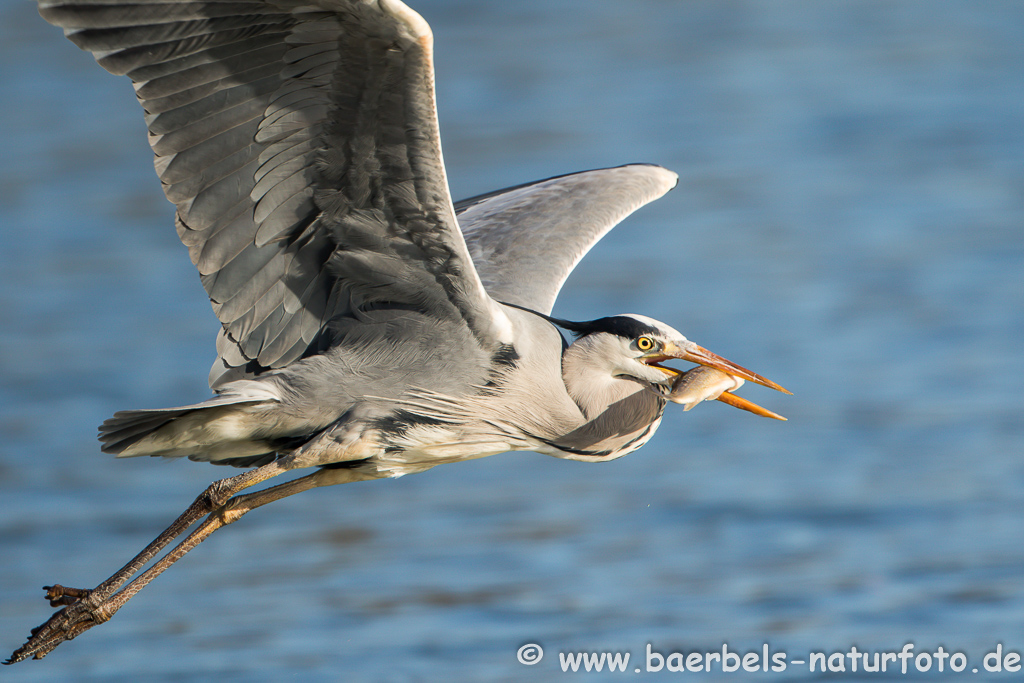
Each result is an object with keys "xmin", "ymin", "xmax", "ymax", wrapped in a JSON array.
[{"xmin": 1, "ymin": 1, "xmax": 1023, "ymax": 680}]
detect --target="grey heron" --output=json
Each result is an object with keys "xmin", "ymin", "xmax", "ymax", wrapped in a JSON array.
[{"xmin": 8, "ymin": 0, "xmax": 789, "ymax": 663}]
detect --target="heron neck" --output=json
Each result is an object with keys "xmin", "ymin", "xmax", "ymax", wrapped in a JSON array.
[
  {"xmin": 554, "ymin": 339, "xmax": 666, "ymax": 458},
  {"xmin": 561, "ymin": 337, "xmax": 647, "ymax": 419}
]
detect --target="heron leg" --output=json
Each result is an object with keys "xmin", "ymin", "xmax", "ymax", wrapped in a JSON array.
[
  {"xmin": 60, "ymin": 464, "xmax": 376, "ymax": 635},
  {"xmin": 6, "ymin": 457, "xmax": 306, "ymax": 664}
]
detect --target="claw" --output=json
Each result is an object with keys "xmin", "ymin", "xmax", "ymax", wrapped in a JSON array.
[{"xmin": 5, "ymin": 592, "xmax": 106, "ymax": 664}]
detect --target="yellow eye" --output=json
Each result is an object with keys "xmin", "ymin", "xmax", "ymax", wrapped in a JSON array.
[{"xmin": 636, "ymin": 336, "xmax": 655, "ymax": 351}]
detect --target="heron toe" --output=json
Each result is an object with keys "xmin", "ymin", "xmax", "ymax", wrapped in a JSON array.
[{"xmin": 44, "ymin": 585, "xmax": 92, "ymax": 607}]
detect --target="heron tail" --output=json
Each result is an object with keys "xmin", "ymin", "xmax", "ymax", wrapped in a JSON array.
[{"xmin": 99, "ymin": 382, "xmax": 284, "ymax": 466}]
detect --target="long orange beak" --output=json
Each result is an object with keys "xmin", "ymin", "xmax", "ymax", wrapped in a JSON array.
[
  {"xmin": 716, "ymin": 390, "xmax": 788, "ymax": 421},
  {"xmin": 645, "ymin": 341, "xmax": 791, "ymax": 420},
  {"xmin": 673, "ymin": 342, "xmax": 791, "ymax": 395}
]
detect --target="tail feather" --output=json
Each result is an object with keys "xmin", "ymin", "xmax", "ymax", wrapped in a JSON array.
[
  {"xmin": 100, "ymin": 408, "xmax": 195, "ymax": 454},
  {"xmin": 99, "ymin": 382, "xmax": 284, "ymax": 462}
]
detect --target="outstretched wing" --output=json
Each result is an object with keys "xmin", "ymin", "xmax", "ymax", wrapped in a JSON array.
[
  {"xmin": 455, "ymin": 164, "xmax": 678, "ymax": 315},
  {"xmin": 40, "ymin": 0, "xmax": 510, "ymax": 388}
]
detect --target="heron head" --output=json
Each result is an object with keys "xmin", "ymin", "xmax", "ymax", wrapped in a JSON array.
[{"xmin": 561, "ymin": 313, "xmax": 789, "ymax": 398}]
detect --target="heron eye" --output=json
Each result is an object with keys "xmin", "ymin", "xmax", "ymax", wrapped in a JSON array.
[{"xmin": 636, "ymin": 336, "xmax": 655, "ymax": 351}]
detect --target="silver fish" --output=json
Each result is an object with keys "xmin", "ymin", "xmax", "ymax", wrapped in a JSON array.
[{"xmin": 668, "ymin": 366, "xmax": 786, "ymax": 420}]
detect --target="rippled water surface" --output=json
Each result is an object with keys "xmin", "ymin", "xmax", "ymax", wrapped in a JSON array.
[{"xmin": 1, "ymin": 1, "xmax": 1023, "ymax": 681}]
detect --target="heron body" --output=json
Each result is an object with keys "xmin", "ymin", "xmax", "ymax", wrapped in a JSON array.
[
  {"xmin": 103, "ymin": 307, "xmax": 680, "ymax": 472},
  {"xmin": 7, "ymin": 0, "xmax": 789, "ymax": 663}
]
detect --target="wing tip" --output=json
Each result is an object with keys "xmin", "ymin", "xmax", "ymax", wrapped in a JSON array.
[
  {"xmin": 615, "ymin": 163, "xmax": 679, "ymax": 195},
  {"xmin": 379, "ymin": 0, "xmax": 433, "ymax": 41}
]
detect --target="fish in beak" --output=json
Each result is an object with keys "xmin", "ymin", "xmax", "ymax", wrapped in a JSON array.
[{"xmin": 642, "ymin": 341, "xmax": 791, "ymax": 420}]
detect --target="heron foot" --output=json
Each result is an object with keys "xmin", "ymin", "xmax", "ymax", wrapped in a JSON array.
[
  {"xmin": 5, "ymin": 590, "xmax": 113, "ymax": 664},
  {"xmin": 5, "ymin": 459, "xmax": 304, "ymax": 665}
]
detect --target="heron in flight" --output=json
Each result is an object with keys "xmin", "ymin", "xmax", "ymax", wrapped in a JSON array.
[{"xmin": 8, "ymin": 0, "xmax": 789, "ymax": 663}]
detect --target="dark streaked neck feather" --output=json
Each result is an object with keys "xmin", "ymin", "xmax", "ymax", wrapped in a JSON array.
[{"xmin": 550, "ymin": 389, "xmax": 665, "ymax": 456}]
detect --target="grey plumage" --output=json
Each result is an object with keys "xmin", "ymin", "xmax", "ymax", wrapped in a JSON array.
[
  {"xmin": 38, "ymin": 0, "xmax": 785, "ymax": 472},
  {"xmin": 36, "ymin": 0, "xmax": 693, "ymax": 472},
  {"xmin": 43, "ymin": 0, "xmax": 510, "ymax": 391},
  {"xmin": 7, "ymin": 0, "xmax": 789, "ymax": 663},
  {"xmin": 457, "ymin": 165, "xmax": 680, "ymax": 314}
]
